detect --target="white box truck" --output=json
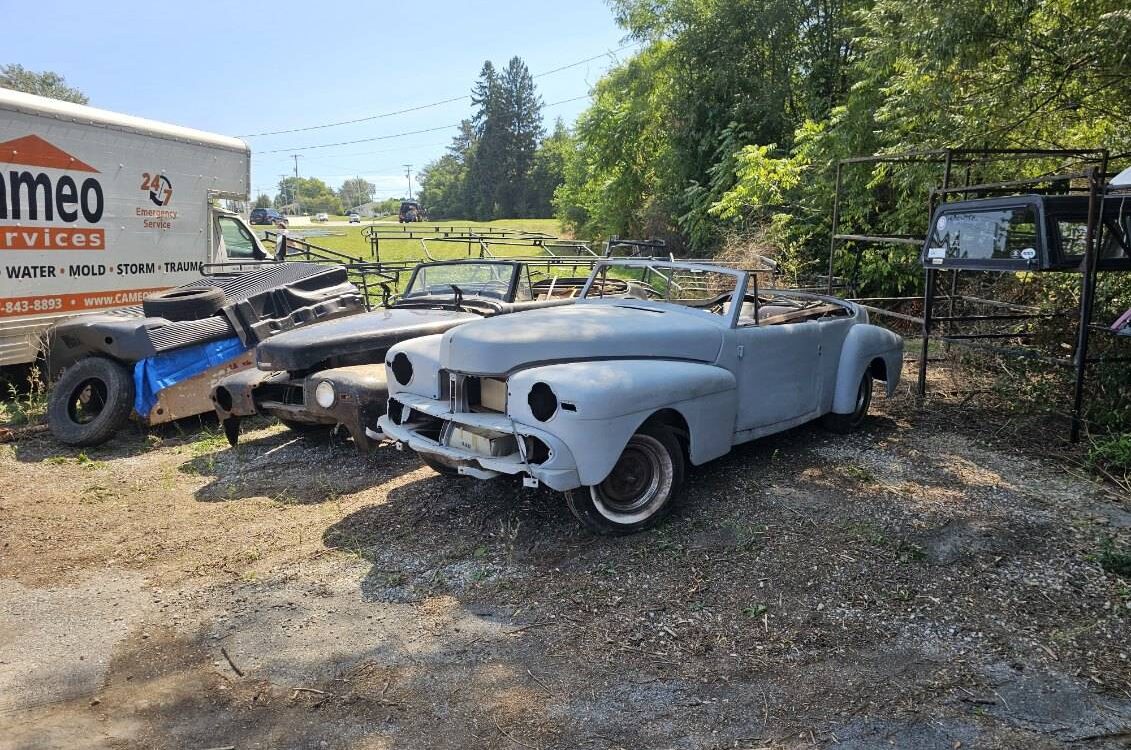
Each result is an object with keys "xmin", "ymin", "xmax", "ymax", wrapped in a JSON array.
[{"xmin": 0, "ymin": 88, "xmax": 270, "ymax": 367}]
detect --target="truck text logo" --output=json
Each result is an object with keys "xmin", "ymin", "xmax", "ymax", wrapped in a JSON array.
[
  {"xmin": 0, "ymin": 135, "xmax": 105, "ymax": 251},
  {"xmin": 141, "ymin": 172, "xmax": 173, "ymax": 207}
]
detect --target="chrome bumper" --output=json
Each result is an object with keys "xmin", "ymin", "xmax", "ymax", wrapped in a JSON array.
[{"xmin": 372, "ymin": 392, "xmax": 581, "ymax": 491}]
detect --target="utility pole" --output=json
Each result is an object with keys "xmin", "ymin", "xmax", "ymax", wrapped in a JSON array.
[
  {"xmin": 289, "ymin": 155, "xmax": 303, "ymax": 214},
  {"xmin": 403, "ymin": 164, "xmax": 414, "ymax": 201}
]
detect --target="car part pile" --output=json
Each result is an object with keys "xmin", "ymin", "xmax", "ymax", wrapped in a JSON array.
[{"xmin": 46, "ymin": 263, "xmax": 365, "ymax": 446}]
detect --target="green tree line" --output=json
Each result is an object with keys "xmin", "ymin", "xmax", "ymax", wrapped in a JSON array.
[
  {"xmin": 555, "ymin": 0, "xmax": 1131, "ymax": 284},
  {"xmin": 417, "ymin": 56, "xmax": 570, "ymax": 220}
]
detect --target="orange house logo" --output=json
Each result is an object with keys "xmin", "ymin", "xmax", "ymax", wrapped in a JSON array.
[{"xmin": 0, "ymin": 135, "xmax": 106, "ymax": 251}]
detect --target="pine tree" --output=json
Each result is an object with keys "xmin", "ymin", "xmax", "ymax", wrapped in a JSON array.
[{"xmin": 496, "ymin": 56, "xmax": 544, "ymax": 218}]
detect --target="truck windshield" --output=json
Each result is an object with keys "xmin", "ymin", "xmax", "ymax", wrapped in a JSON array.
[{"xmin": 402, "ymin": 263, "xmax": 515, "ymax": 300}]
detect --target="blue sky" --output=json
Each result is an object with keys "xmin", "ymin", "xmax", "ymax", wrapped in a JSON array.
[{"xmin": 5, "ymin": 0, "xmax": 631, "ymax": 202}]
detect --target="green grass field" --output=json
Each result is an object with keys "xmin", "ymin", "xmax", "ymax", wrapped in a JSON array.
[{"xmin": 275, "ymin": 218, "xmax": 565, "ymax": 264}]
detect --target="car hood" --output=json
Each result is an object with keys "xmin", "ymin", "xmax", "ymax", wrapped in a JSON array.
[
  {"xmin": 441, "ymin": 302, "xmax": 725, "ymax": 375},
  {"xmin": 258, "ymin": 307, "xmax": 477, "ymax": 372}
]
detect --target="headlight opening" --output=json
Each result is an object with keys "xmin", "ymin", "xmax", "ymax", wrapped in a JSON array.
[
  {"xmin": 314, "ymin": 380, "xmax": 336, "ymax": 408},
  {"xmin": 391, "ymin": 352, "xmax": 413, "ymax": 386},
  {"xmin": 527, "ymin": 382, "xmax": 558, "ymax": 422}
]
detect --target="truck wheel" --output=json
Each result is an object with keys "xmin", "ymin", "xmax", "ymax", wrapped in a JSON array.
[
  {"xmin": 48, "ymin": 357, "xmax": 135, "ymax": 447},
  {"xmin": 420, "ymin": 453, "xmax": 460, "ymax": 476},
  {"xmin": 566, "ymin": 423, "xmax": 684, "ymax": 535},
  {"xmin": 142, "ymin": 286, "xmax": 226, "ymax": 321},
  {"xmin": 822, "ymin": 373, "xmax": 873, "ymax": 434}
]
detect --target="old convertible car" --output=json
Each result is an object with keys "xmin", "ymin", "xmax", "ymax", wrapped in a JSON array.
[
  {"xmin": 376, "ymin": 260, "xmax": 904, "ymax": 534},
  {"xmin": 211, "ymin": 259, "xmax": 622, "ymax": 451}
]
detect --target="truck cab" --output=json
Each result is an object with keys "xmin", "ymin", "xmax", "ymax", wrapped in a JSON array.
[{"xmin": 213, "ymin": 207, "xmax": 271, "ymax": 262}]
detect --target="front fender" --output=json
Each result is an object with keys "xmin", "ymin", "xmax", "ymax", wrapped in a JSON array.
[
  {"xmin": 831, "ymin": 324, "xmax": 904, "ymax": 414},
  {"xmin": 385, "ymin": 333, "xmax": 445, "ymax": 400},
  {"xmin": 507, "ymin": 360, "xmax": 737, "ymax": 485}
]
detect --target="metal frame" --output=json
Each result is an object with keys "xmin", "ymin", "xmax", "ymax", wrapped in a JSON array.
[{"xmin": 826, "ymin": 148, "xmax": 1129, "ymax": 441}]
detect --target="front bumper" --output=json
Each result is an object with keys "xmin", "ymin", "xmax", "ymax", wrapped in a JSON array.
[
  {"xmin": 374, "ymin": 392, "xmax": 581, "ymax": 491},
  {"xmin": 213, "ymin": 364, "xmax": 389, "ymax": 451}
]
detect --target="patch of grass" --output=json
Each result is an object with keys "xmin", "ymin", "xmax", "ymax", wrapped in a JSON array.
[
  {"xmin": 75, "ymin": 452, "xmax": 102, "ymax": 469},
  {"xmin": 742, "ymin": 603, "xmax": 768, "ymax": 619},
  {"xmin": 844, "ymin": 521, "xmax": 886, "ymax": 545},
  {"xmin": 1096, "ymin": 537, "xmax": 1131, "ymax": 579},
  {"xmin": 895, "ymin": 541, "xmax": 928, "ymax": 563},
  {"xmin": 843, "ymin": 464, "xmax": 876, "ymax": 483},
  {"xmin": 189, "ymin": 430, "xmax": 230, "ymax": 456},
  {"xmin": 1, "ymin": 366, "xmax": 47, "ymax": 427},
  {"xmin": 297, "ymin": 218, "xmax": 563, "ymax": 266}
]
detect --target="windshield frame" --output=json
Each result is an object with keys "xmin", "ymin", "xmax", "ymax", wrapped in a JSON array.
[
  {"xmin": 400, "ymin": 260, "xmax": 521, "ymax": 302},
  {"xmin": 579, "ymin": 260, "xmax": 750, "ymax": 328}
]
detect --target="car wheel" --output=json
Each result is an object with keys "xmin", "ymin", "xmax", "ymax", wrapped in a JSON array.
[
  {"xmin": 566, "ymin": 423, "xmax": 684, "ymax": 535},
  {"xmin": 822, "ymin": 372, "xmax": 873, "ymax": 434},
  {"xmin": 48, "ymin": 357, "xmax": 135, "ymax": 447},
  {"xmin": 142, "ymin": 286, "xmax": 226, "ymax": 321},
  {"xmin": 418, "ymin": 452, "xmax": 460, "ymax": 476}
]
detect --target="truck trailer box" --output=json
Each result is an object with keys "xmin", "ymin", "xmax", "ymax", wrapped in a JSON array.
[{"xmin": 0, "ymin": 88, "xmax": 269, "ymax": 367}]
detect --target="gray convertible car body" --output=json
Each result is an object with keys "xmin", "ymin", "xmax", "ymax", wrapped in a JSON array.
[{"xmin": 377, "ymin": 260, "xmax": 904, "ymax": 534}]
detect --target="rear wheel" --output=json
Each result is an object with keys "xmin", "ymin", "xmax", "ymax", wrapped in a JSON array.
[
  {"xmin": 48, "ymin": 357, "xmax": 135, "ymax": 446},
  {"xmin": 566, "ymin": 423, "xmax": 684, "ymax": 535},
  {"xmin": 822, "ymin": 373, "xmax": 873, "ymax": 434}
]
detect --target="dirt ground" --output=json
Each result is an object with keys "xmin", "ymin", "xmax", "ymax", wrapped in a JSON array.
[{"xmin": 2, "ymin": 363, "xmax": 1130, "ymax": 750}]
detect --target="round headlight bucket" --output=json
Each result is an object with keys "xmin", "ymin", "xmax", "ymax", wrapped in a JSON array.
[
  {"xmin": 314, "ymin": 380, "xmax": 336, "ymax": 409},
  {"xmin": 527, "ymin": 382, "xmax": 557, "ymax": 422},
  {"xmin": 390, "ymin": 352, "xmax": 413, "ymax": 386}
]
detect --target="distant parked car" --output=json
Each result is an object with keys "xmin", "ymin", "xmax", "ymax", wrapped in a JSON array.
[
  {"xmin": 348, "ymin": 213, "xmax": 361, "ymax": 224},
  {"xmin": 250, "ymin": 208, "xmax": 286, "ymax": 226},
  {"xmin": 379, "ymin": 260, "xmax": 904, "ymax": 535},
  {"xmin": 314, "ymin": 212, "xmax": 329, "ymax": 223},
  {"xmin": 399, "ymin": 201, "xmax": 425, "ymax": 222}
]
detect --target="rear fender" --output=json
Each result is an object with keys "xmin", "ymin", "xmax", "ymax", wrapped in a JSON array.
[
  {"xmin": 507, "ymin": 360, "xmax": 737, "ymax": 486},
  {"xmin": 831, "ymin": 324, "xmax": 904, "ymax": 413}
]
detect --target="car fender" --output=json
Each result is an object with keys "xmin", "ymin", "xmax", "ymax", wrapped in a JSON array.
[
  {"xmin": 385, "ymin": 333, "xmax": 446, "ymax": 399},
  {"xmin": 507, "ymin": 360, "xmax": 737, "ymax": 486},
  {"xmin": 831, "ymin": 324, "xmax": 904, "ymax": 413}
]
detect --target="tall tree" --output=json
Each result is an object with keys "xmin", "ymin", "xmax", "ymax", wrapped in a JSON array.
[
  {"xmin": 0, "ymin": 64, "xmax": 88, "ymax": 104},
  {"xmin": 338, "ymin": 177, "xmax": 375, "ymax": 210},
  {"xmin": 529, "ymin": 119, "xmax": 572, "ymax": 218},
  {"xmin": 253, "ymin": 194, "xmax": 272, "ymax": 209},
  {"xmin": 495, "ymin": 57, "xmax": 544, "ymax": 217},
  {"xmin": 465, "ymin": 61, "xmax": 506, "ymax": 219}
]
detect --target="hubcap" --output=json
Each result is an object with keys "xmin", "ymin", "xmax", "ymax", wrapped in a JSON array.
[{"xmin": 590, "ymin": 435, "xmax": 672, "ymax": 523}]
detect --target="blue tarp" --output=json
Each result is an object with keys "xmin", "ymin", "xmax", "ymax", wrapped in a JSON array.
[{"xmin": 133, "ymin": 337, "xmax": 248, "ymax": 417}]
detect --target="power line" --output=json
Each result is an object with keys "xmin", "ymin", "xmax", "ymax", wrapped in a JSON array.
[
  {"xmin": 259, "ymin": 94, "xmax": 592, "ymax": 155},
  {"xmin": 239, "ymin": 42, "xmax": 639, "ymax": 138}
]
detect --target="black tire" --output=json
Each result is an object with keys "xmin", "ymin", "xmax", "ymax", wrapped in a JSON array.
[
  {"xmin": 419, "ymin": 452, "xmax": 460, "ymax": 476},
  {"xmin": 142, "ymin": 286, "xmax": 226, "ymax": 321},
  {"xmin": 822, "ymin": 373, "xmax": 873, "ymax": 434},
  {"xmin": 48, "ymin": 357, "xmax": 135, "ymax": 447},
  {"xmin": 566, "ymin": 423, "xmax": 685, "ymax": 535}
]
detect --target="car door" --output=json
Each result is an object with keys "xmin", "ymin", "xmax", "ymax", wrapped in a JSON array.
[
  {"xmin": 733, "ymin": 319, "xmax": 822, "ymax": 432},
  {"xmin": 215, "ymin": 214, "xmax": 265, "ymax": 261}
]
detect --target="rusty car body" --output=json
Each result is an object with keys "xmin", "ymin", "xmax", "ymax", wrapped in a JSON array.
[{"xmin": 212, "ymin": 260, "xmax": 618, "ymax": 451}]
